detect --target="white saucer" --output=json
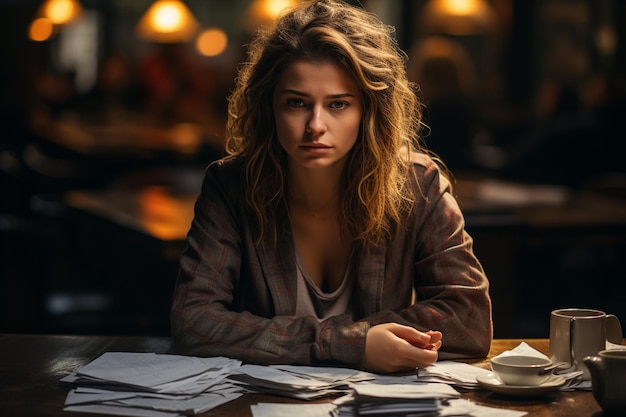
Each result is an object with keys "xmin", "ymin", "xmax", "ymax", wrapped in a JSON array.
[{"xmin": 476, "ymin": 373, "xmax": 566, "ymax": 397}]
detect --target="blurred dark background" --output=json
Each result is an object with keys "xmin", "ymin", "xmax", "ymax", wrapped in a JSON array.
[{"xmin": 1, "ymin": 0, "xmax": 625, "ymax": 339}]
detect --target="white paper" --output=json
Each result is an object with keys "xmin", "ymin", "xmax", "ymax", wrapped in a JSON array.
[
  {"xmin": 115, "ymin": 391, "xmax": 242, "ymax": 414},
  {"xmin": 229, "ymin": 364, "xmax": 338, "ymax": 393},
  {"xmin": 418, "ymin": 360, "xmax": 492, "ymax": 388},
  {"xmin": 63, "ymin": 403, "xmax": 184, "ymax": 417},
  {"xmin": 441, "ymin": 398, "xmax": 528, "ymax": 417},
  {"xmin": 352, "ymin": 382, "xmax": 460, "ymax": 399},
  {"xmin": 271, "ymin": 364, "xmax": 375, "ymax": 383},
  {"xmin": 251, "ymin": 403, "xmax": 337, "ymax": 417},
  {"xmin": 74, "ymin": 352, "xmax": 236, "ymax": 390}
]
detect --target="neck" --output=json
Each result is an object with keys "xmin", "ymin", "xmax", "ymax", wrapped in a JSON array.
[{"xmin": 288, "ymin": 165, "xmax": 342, "ymax": 213}]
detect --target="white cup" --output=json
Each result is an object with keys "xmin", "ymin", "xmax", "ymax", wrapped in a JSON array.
[{"xmin": 491, "ymin": 355, "xmax": 555, "ymax": 386}]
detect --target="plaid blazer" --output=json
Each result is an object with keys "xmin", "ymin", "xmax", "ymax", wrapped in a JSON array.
[{"xmin": 170, "ymin": 153, "xmax": 492, "ymax": 367}]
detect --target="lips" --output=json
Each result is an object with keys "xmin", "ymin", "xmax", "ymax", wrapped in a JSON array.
[
  {"xmin": 301, "ymin": 143, "xmax": 331, "ymax": 149},
  {"xmin": 300, "ymin": 144, "xmax": 332, "ymax": 154}
]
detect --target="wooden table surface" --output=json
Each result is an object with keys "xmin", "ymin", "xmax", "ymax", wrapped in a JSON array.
[{"xmin": 0, "ymin": 334, "xmax": 607, "ymax": 417}]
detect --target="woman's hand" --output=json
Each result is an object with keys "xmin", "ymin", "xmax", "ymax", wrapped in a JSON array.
[{"xmin": 363, "ymin": 323, "xmax": 443, "ymax": 373}]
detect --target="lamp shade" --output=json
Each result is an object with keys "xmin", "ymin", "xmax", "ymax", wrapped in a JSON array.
[
  {"xmin": 242, "ymin": 0, "xmax": 299, "ymax": 32},
  {"xmin": 136, "ymin": 0, "xmax": 200, "ymax": 43},
  {"xmin": 36, "ymin": 0, "xmax": 83, "ymax": 25},
  {"xmin": 420, "ymin": 0, "xmax": 497, "ymax": 35}
]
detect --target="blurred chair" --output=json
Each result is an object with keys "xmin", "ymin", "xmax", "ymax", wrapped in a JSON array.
[{"xmin": 407, "ymin": 36, "xmax": 477, "ymax": 171}]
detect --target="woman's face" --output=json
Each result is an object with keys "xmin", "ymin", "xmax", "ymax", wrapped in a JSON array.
[{"xmin": 273, "ymin": 59, "xmax": 362, "ymax": 171}]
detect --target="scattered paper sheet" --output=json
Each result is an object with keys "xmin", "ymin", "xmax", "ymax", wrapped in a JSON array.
[
  {"xmin": 73, "ymin": 352, "xmax": 239, "ymax": 392},
  {"xmin": 418, "ymin": 360, "xmax": 493, "ymax": 389},
  {"xmin": 251, "ymin": 403, "xmax": 338, "ymax": 417},
  {"xmin": 63, "ymin": 403, "xmax": 184, "ymax": 417},
  {"xmin": 441, "ymin": 398, "xmax": 528, "ymax": 417},
  {"xmin": 352, "ymin": 382, "xmax": 460, "ymax": 400}
]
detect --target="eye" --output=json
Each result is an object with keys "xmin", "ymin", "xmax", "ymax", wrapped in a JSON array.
[
  {"xmin": 329, "ymin": 101, "xmax": 348, "ymax": 110},
  {"xmin": 287, "ymin": 98, "xmax": 306, "ymax": 108}
]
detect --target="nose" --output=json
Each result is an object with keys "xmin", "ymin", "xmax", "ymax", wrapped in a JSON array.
[{"xmin": 305, "ymin": 107, "xmax": 327, "ymax": 137}]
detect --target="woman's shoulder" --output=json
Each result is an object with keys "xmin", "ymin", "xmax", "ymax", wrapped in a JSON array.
[
  {"xmin": 408, "ymin": 150, "xmax": 436, "ymax": 169},
  {"xmin": 407, "ymin": 150, "xmax": 446, "ymax": 177},
  {"xmin": 203, "ymin": 156, "xmax": 245, "ymax": 192},
  {"xmin": 205, "ymin": 155, "xmax": 244, "ymax": 177},
  {"xmin": 406, "ymin": 150, "xmax": 453, "ymax": 192}
]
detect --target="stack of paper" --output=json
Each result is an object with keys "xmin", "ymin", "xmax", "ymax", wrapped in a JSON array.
[
  {"xmin": 250, "ymin": 403, "xmax": 339, "ymax": 417},
  {"xmin": 228, "ymin": 364, "xmax": 374, "ymax": 400},
  {"xmin": 418, "ymin": 361, "xmax": 493, "ymax": 389},
  {"xmin": 349, "ymin": 382, "xmax": 460, "ymax": 416},
  {"xmin": 61, "ymin": 352, "xmax": 244, "ymax": 416}
]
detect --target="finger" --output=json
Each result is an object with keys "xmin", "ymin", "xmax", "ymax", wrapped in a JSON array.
[
  {"xmin": 425, "ymin": 330, "xmax": 443, "ymax": 347},
  {"xmin": 389, "ymin": 324, "xmax": 432, "ymax": 343},
  {"xmin": 426, "ymin": 330, "xmax": 443, "ymax": 342},
  {"xmin": 392, "ymin": 335, "xmax": 440, "ymax": 367},
  {"xmin": 406, "ymin": 345, "xmax": 439, "ymax": 368}
]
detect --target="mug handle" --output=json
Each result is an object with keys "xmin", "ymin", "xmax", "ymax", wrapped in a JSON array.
[{"xmin": 606, "ymin": 314, "xmax": 623, "ymax": 344}]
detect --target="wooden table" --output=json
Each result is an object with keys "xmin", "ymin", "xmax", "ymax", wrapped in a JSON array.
[
  {"xmin": 65, "ymin": 186, "xmax": 197, "ymax": 260},
  {"xmin": 29, "ymin": 109, "xmax": 225, "ymax": 160},
  {"xmin": 0, "ymin": 334, "xmax": 605, "ymax": 417}
]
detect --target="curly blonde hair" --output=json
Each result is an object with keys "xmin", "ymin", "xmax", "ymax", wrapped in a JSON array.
[{"xmin": 225, "ymin": 0, "xmax": 426, "ymax": 245}]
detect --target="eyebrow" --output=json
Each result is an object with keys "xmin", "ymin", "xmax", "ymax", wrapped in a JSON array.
[{"xmin": 279, "ymin": 89, "xmax": 356, "ymax": 99}]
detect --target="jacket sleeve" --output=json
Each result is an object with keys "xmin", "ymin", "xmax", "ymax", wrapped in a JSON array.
[
  {"xmin": 364, "ymin": 158, "xmax": 493, "ymax": 359},
  {"xmin": 169, "ymin": 161, "xmax": 371, "ymax": 367}
]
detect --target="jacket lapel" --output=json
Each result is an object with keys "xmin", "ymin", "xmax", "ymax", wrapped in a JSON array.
[
  {"xmin": 256, "ymin": 233, "xmax": 298, "ymax": 315},
  {"xmin": 355, "ymin": 243, "xmax": 386, "ymax": 317}
]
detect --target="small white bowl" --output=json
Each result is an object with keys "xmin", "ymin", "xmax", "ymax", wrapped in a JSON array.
[{"xmin": 490, "ymin": 355, "xmax": 555, "ymax": 386}]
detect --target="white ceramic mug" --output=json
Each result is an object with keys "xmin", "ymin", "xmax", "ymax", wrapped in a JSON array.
[{"xmin": 549, "ymin": 308, "xmax": 622, "ymax": 380}]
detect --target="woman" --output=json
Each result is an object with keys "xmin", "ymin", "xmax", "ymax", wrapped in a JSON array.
[{"xmin": 171, "ymin": 0, "xmax": 492, "ymax": 374}]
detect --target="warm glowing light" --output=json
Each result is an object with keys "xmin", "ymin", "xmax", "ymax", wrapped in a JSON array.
[
  {"xmin": 243, "ymin": 0, "xmax": 299, "ymax": 32},
  {"xmin": 265, "ymin": 0, "xmax": 296, "ymax": 16},
  {"xmin": 28, "ymin": 17, "xmax": 55, "ymax": 41},
  {"xmin": 136, "ymin": 0, "xmax": 200, "ymax": 43},
  {"xmin": 39, "ymin": 0, "xmax": 83, "ymax": 25},
  {"xmin": 421, "ymin": 0, "xmax": 497, "ymax": 35},
  {"xmin": 443, "ymin": 0, "xmax": 475, "ymax": 16},
  {"xmin": 152, "ymin": 3, "xmax": 184, "ymax": 33},
  {"xmin": 196, "ymin": 28, "xmax": 228, "ymax": 57}
]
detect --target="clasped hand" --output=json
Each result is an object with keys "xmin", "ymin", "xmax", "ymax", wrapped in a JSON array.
[{"xmin": 364, "ymin": 323, "xmax": 443, "ymax": 373}]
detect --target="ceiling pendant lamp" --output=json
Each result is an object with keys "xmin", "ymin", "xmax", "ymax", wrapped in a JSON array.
[
  {"xmin": 36, "ymin": 0, "xmax": 83, "ymax": 25},
  {"xmin": 420, "ymin": 0, "xmax": 497, "ymax": 35},
  {"xmin": 136, "ymin": 0, "xmax": 200, "ymax": 43},
  {"xmin": 242, "ymin": 0, "xmax": 299, "ymax": 33}
]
